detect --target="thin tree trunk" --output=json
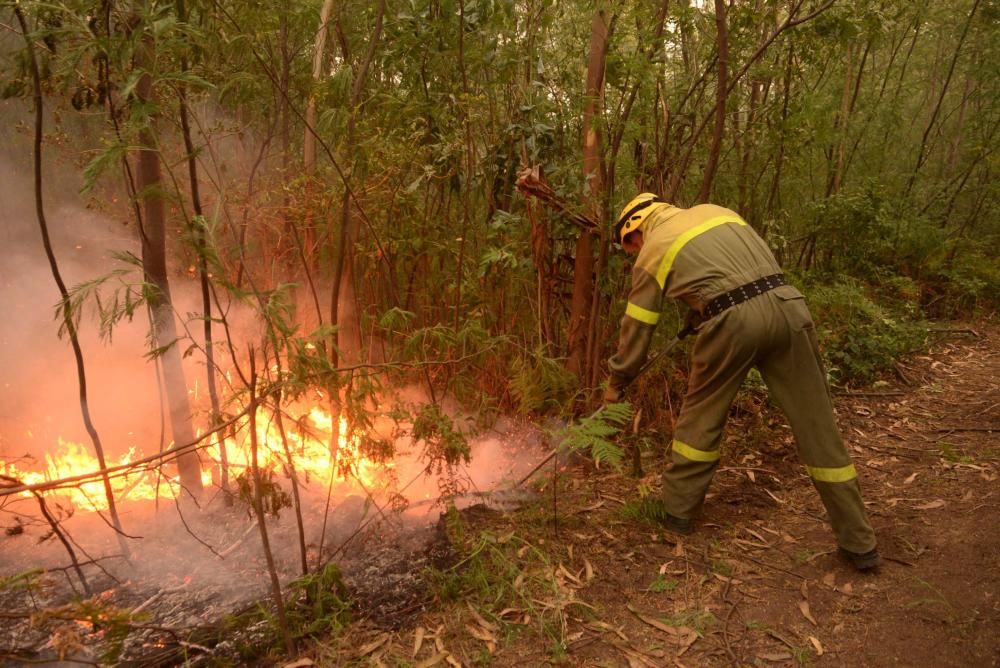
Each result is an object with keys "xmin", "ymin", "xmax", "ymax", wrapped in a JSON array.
[
  {"xmin": 697, "ymin": 0, "xmax": 728, "ymax": 203},
  {"xmin": 905, "ymin": 0, "xmax": 981, "ymax": 196},
  {"xmin": 176, "ymin": 0, "xmax": 228, "ymax": 504},
  {"xmin": 568, "ymin": 3, "xmax": 612, "ymax": 380},
  {"xmin": 766, "ymin": 41, "xmax": 794, "ymax": 223},
  {"xmin": 826, "ymin": 42, "xmax": 856, "ymax": 197},
  {"xmin": 246, "ymin": 353, "xmax": 294, "ymax": 655},
  {"xmin": 333, "ymin": 0, "xmax": 387, "ymax": 366},
  {"xmin": 133, "ymin": 2, "xmax": 204, "ymax": 498},
  {"xmin": 15, "ymin": 7, "xmax": 130, "ymax": 558},
  {"xmin": 305, "ymin": 0, "xmax": 336, "ymax": 175}
]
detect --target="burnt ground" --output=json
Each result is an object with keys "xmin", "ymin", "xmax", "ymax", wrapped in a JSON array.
[{"xmin": 309, "ymin": 324, "xmax": 998, "ymax": 668}]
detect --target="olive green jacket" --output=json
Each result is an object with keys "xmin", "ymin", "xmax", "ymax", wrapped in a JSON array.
[{"xmin": 608, "ymin": 204, "xmax": 784, "ymax": 390}]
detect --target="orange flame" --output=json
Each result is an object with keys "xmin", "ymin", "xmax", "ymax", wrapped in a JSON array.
[{"xmin": 1, "ymin": 406, "xmax": 391, "ymax": 513}]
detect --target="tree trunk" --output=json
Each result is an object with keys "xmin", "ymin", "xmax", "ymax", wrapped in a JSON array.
[
  {"xmin": 333, "ymin": 0, "xmax": 386, "ymax": 366},
  {"xmin": 696, "ymin": 0, "xmax": 729, "ymax": 203},
  {"xmin": 134, "ymin": 12, "xmax": 203, "ymax": 498},
  {"xmin": 906, "ymin": 0, "xmax": 981, "ymax": 196},
  {"xmin": 568, "ymin": 3, "xmax": 612, "ymax": 380},
  {"xmin": 305, "ymin": 0, "xmax": 336, "ymax": 176},
  {"xmin": 15, "ymin": 6, "xmax": 130, "ymax": 557}
]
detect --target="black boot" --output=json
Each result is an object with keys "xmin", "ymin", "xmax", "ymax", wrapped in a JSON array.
[{"xmin": 839, "ymin": 547, "xmax": 881, "ymax": 571}]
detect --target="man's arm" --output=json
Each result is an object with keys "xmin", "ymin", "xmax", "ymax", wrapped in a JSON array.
[{"xmin": 607, "ymin": 264, "xmax": 663, "ymax": 396}]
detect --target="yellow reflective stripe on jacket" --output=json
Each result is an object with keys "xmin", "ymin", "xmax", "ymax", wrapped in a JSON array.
[
  {"xmin": 625, "ymin": 302, "xmax": 660, "ymax": 325},
  {"xmin": 654, "ymin": 216, "xmax": 748, "ymax": 288},
  {"xmin": 805, "ymin": 463, "xmax": 857, "ymax": 483},
  {"xmin": 672, "ymin": 439, "xmax": 720, "ymax": 463}
]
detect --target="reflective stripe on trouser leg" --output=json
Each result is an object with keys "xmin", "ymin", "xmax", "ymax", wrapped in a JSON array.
[
  {"xmin": 662, "ymin": 316, "xmax": 758, "ymax": 519},
  {"xmin": 758, "ymin": 309, "xmax": 876, "ymax": 554}
]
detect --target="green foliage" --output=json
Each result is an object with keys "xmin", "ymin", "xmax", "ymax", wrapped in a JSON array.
[
  {"xmin": 0, "ymin": 568, "xmax": 44, "ymax": 592},
  {"xmin": 509, "ymin": 349, "xmax": 578, "ymax": 414},
  {"xmin": 412, "ymin": 403, "xmax": 472, "ymax": 474},
  {"xmin": 924, "ymin": 248, "xmax": 1000, "ymax": 317},
  {"xmin": 805, "ymin": 279, "xmax": 926, "ymax": 384},
  {"xmin": 621, "ymin": 495, "xmax": 673, "ymax": 526},
  {"xmin": 235, "ymin": 468, "xmax": 292, "ymax": 519},
  {"xmin": 286, "ymin": 563, "xmax": 352, "ymax": 638},
  {"xmin": 555, "ymin": 403, "xmax": 633, "ymax": 470},
  {"xmin": 647, "ymin": 574, "xmax": 679, "ymax": 594}
]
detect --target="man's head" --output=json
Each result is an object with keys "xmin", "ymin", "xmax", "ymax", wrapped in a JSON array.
[{"xmin": 614, "ymin": 193, "xmax": 667, "ymax": 254}]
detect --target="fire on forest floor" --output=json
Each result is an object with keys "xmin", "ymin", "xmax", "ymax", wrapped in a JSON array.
[{"xmin": 0, "ymin": 415, "xmax": 551, "ymax": 666}]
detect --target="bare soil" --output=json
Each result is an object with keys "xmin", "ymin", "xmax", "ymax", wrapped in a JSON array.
[{"xmin": 318, "ymin": 324, "xmax": 998, "ymax": 667}]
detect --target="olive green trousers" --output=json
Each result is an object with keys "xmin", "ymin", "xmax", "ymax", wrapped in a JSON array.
[{"xmin": 661, "ymin": 285, "xmax": 877, "ymax": 553}]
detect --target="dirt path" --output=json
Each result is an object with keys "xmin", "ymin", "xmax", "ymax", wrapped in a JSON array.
[{"xmin": 327, "ymin": 324, "xmax": 998, "ymax": 667}]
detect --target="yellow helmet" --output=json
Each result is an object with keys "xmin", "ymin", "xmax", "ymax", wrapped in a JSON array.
[{"xmin": 614, "ymin": 193, "xmax": 667, "ymax": 245}]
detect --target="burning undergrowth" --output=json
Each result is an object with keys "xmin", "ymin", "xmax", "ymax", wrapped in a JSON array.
[{"xmin": 0, "ymin": 410, "xmax": 547, "ymax": 666}]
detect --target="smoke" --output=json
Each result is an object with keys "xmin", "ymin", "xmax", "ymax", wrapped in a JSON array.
[
  {"xmin": 0, "ymin": 101, "xmax": 554, "ymax": 651},
  {"xmin": 0, "ymin": 134, "xmax": 154, "ymax": 462}
]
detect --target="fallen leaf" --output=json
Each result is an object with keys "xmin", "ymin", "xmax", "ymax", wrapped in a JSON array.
[
  {"xmin": 445, "ymin": 654, "xmax": 462, "ymax": 668},
  {"xmin": 758, "ymin": 652, "xmax": 793, "ymax": 662},
  {"xmin": 914, "ymin": 499, "xmax": 946, "ymax": 510},
  {"xmin": 558, "ymin": 563, "xmax": 582, "ymax": 585},
  {"xmin": 358, "ymin": 634, "xmax": 389, "ymax": 656},
  {"xmin": 412, "ymin": 627, "xmax": 425, "ymax": 658},
  {"xmin": 809, "ymin": 635, "xmax": 824, "ymax": 656},
  {"xmin": 713, "ymin": 573, "xmax": 742, "ymax": 585},
  {"xmin": 627, "ymin": 604, "xmax": 684, "ymax": 636},
  {"xmin": 465, "ymin": 624, "xmax": 496, "ymax": 644},
  {"xmin": 497, "ymin": 607, "xmax": 523, "ymax": 619},
  {"xmin": 586, "ymin": 621, "xmax": 629, "ymax": 641},
  {"xmin": 764, "ymin": 489, "xmax": 787, "ymax": 505},
  {"xmin": 839, "ymin": 582, "xmax": 854, "ymax": 595},
  {"xmin": 466, "ymin": 603, "xmax": 497, "ymax": 632},
  {"xmin": 747, "ymin": 470, "xmax": 756, "ymax": 483},
  {"xmin": 676, "ymin": 629, "xmax": 700, "ymax": 656},
  {"xmin": 799, "ymin": 600, "xmax": 818, "ymax": 626},
  {"xmin": 903, "ymin": 472, "xmax": 919, "ymax": 485},
  {"xmin": 822, "ymin": 572, "xmax": 836, "ymax": 588},
  {"xmin": 674, "ymin": 542, "xmax": 686, "ymax": 557},
  {"xmin": 580, "ymin": 500, "xmax": 605, "ymax": 512},
  {"xmin": 282, "ymin": 660, "xmax": 315, "ymax": 668},
  {"xmin": 584, "ymin": 559, "xmax": 595, "ymax": 582}
]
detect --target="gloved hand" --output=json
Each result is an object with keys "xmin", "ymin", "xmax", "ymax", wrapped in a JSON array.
[{"xmin": 602, "ymin": 383, "xmax": 623, "ymax": 404}]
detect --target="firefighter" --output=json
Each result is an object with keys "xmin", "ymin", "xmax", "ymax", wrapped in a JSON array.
[{"xmin": 604, "ymin": 193, "xmax": 880, "ymax": 571}]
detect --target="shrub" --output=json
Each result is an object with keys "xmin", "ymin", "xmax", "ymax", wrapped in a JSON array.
[{"xmin": 803, "ymin": 279, "xmax": 926, "ymax": 384}]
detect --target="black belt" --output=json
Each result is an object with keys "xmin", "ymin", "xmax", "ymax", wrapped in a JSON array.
[{"xmin": 701, "ymin": 273, "xmax": 786, "ymax": 319}]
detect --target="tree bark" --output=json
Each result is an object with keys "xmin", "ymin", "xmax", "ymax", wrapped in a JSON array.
[
  {"xmin": 905, "ymin": 0, "xmax": 981, "ymax": 196},
  {"xmin": 176, "ymin": 0, "xmax": 228, "ymax": 503},
  {"xmin": 568, "ymin": 3, "xmax": 612, "ymax": 380},
  {"xmin": 696, "ymin": 0, "xmax": 729, "ymax": 203},
  {"xmin": 332, "ymin": 0, "xmax": 386, "ymax": 366},
  {"xmin": 133, "ymin": 4, "xmax": 204, "ymax": 498}
]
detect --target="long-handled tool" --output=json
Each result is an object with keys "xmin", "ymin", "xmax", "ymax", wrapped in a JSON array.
[{"xmin": 515, "ymin": 322, "xmax": 695, "ymax": 488}]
